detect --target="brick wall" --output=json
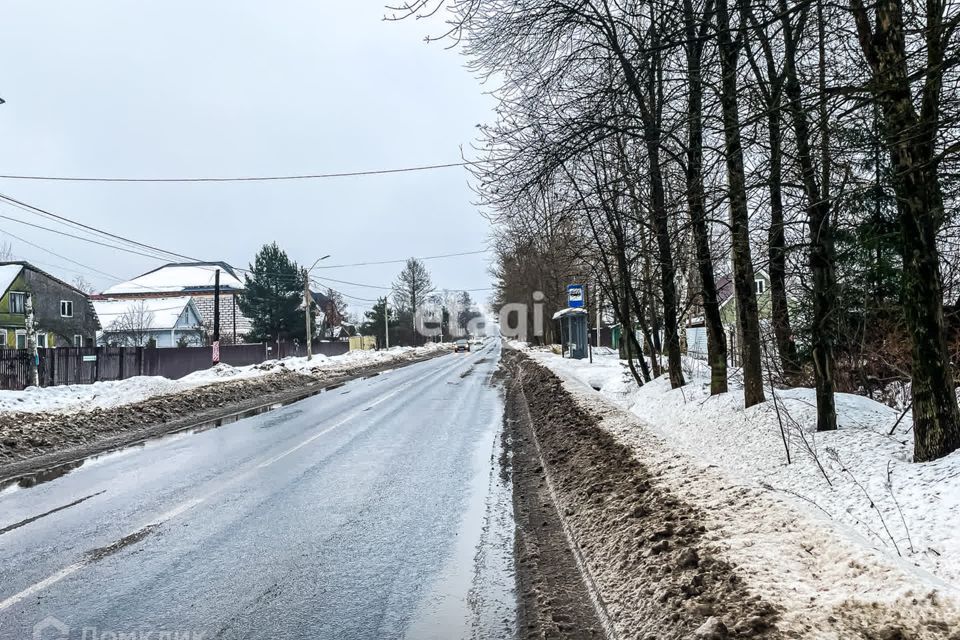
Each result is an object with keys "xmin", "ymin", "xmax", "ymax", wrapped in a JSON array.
[{"xmin": 191, "ymin": 293, "xmax": 253, "ymax": 342}]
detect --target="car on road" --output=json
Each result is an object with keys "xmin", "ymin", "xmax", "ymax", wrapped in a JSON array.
[{"xmin": 454, "ymin": 339, "xmax": 470, "ymax": 353}]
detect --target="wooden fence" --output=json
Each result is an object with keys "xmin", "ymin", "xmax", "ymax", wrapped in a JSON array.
[{"xmin": 0, "ymin": 340, "xmax": 350, "ymax": 391}]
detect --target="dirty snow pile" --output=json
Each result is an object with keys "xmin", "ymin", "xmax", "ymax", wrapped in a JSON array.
[
  {"xmin": 0, "ymin": 344, "xmax": 448, "ymax": 415},
  {"xmin": 528, "ymin": 347, "xmax": 960, "ymax": 591}
]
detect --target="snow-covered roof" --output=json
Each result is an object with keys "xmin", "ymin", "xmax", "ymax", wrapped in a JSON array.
[
  {"xmin": 93, "ymin": 296, "xmax": 198, "ymax": 331},
  {"xmin": 552, "ymin": 307, "xmax": 588, "ymax": 320},
  {"xmin": 0, "ymin": 264, "xmax": 23, "ymax": 297},
  {"xmin": 102, "ymin": 263, "xmax": 243, "ymax": 295}
]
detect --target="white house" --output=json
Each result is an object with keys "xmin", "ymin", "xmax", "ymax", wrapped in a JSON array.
[
  {"xmin": 93, "ymin": 296, "xmax": 204, "ymax": 347},
  {"xmin": 102, "ymin": 262, "xmax": 251, "ymax": 341}
]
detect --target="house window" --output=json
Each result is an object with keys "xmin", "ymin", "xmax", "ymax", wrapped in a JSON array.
[
  {"xmin": 74, "ymin": 334, "xmax": 83, "ymax": 347},
  {"xmin": 9, "ymin": 292, "xmax": 25, "ymax": 314},
  {"xmin": 15, "ymin": 330, "xmax": 26, "ymax": 349},
  {"xmin": 60, "ymin": 300, "xmax": 74, "ymax": 317},
  {"xmin": 755, "ymin": 279, "xmax": 765, "ymax": 295}
]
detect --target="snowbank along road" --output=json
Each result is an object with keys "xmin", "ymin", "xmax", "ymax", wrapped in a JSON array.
[{"xmin": 0, "ymin": 341, "xmax": 517, "ymax": 640}]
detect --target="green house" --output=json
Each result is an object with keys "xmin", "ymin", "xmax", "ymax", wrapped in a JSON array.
[
  {"xmin": 717, "ymin": 270, "xmax": 773, "ymax": 328},
  {"xmin": 0, "ymin": 261, "xmax": 100, "ymax": 348}
]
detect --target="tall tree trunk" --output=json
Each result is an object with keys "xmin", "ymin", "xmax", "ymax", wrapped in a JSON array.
[
  {"xmin": 766, "ymin": 109, "xmax": 802, "ymax": 382},
  {"xmin": 851, "ymin": 0, "xmax": 960, "ymax": 461},
  {"xmin": 644, "ymin": 133, "xmax": 684, "ymax": 388},
  {"xmin": 740, "ymin": 0, "xmax": 802, "ymax": 384},
  {"xmin": 780, "ymin": 0, "xmax": 838, "ymax": 431},
  {"xmin": 620, "ymin": 265, "xmax": 651, "ymax": 384},
  {"xmin": 602, "ymin": 10, "xmax": 684, "ymax": 388},
  {"xmin": 684, "ymin": 0, "xmax": 728, "ymax": 395},
  {"xmin": 715, "ymin": 0, "xmax": 765, "ymax": 407}
]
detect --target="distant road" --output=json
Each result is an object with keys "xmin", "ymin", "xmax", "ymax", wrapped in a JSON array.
[{"xmin": 0, "ymin": 341, "xmax": 514, "ymax": 640}]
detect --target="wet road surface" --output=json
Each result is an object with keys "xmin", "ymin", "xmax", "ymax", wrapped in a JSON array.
[{"xmin": 0, "ymin": 342, "xmax": 515, "ymax": 640}]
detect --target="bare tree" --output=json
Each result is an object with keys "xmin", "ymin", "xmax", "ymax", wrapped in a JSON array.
[
  {"xmin": 106, "ymin": 301, "xmax": 156, "ymax": 347},
  {"xmin": 71, "ymin": 275, "xmax": 96, "ymax": 295},
  {"xmin": 393, "ymin": 257, "xmax": 435, "ymax": 343}
]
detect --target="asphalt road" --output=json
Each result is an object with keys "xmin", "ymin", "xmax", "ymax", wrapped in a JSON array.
[{"xmin": 0, "ymin": 341, "xmax": 515, "ymax": 640}]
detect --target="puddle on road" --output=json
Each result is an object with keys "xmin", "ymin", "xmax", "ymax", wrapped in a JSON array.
[{"xmin": 403, "ymin": 403, "xmax": 517, "ymax": 640}]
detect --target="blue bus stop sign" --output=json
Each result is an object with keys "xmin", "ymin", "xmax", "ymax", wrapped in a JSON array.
[{"xmin": 567, "ymin": 284, "xmax": 584, "ymax": 308}]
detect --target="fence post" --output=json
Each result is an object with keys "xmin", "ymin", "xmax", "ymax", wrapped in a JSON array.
[
  {"xmin": 95, "ymin": 346, "xmax": 100, "ymax": 382},
  {"xmin": 118, "ymin": 346, "xmax": 125, "ymax": 380}
]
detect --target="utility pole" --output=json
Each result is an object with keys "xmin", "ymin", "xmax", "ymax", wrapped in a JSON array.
[
  {"xmin": 304, "ymin": 267, "xmax": 313, "ymax": 360},
  {"xmin": 587, "ymin": 283, "xmax": 593, "ymax": 364},
  {"xmin": 25, "ymin": 293, "xmax": 39, "ymax": 387},
  {"xmin": 596, "ymin": 286, "xmax": 601, "ymax": 348},
  {"xmin": 384, "ymin": 300, "xmax": 390, "ymax": 350},
  {"xmin": 212, "ymin": 269, "xmax": 221, "ymax": 363}
]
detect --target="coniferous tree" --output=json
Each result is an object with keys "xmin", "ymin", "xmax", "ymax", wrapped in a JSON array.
[
  {"xmin": 238, "ymin": 242, "xmax": 311, "ymax": 343},
  {"xmin": 361, "ymin": 297, "xmax": 396, "ymax": 349}
]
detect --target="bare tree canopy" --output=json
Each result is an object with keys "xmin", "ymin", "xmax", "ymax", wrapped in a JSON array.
[{"xmin": 400, "ymin": 0, "xmax": 960, "ymax": 462}]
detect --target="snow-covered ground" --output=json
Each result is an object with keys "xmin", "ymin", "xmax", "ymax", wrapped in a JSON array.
[
  {"xmin": 0, "ymin": 344, "xmax": 448, "ymax": 414},
  {"xmin": 527, "ymin": 347, "xmax": 960, "ymax": 591}
]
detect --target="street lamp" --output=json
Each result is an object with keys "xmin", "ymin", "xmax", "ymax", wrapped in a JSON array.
[{"xmin": 304, "ymin": 255, "xmax": 331, "ymax": 360}]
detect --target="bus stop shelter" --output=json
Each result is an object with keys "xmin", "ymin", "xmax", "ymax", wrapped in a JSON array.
[{"xmin": 552, "ymin": 307, "xmax": 589, "ymax": 359}]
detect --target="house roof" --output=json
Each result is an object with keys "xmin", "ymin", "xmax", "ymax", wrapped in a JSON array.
[
  {"xmin": 716, "ymin": 270, "xmax": 771, "ymax": 310},
  {"xmin": 717, "ymin": 276, "xmax": 734, "ymax": 307},
  {"xmin": 103, "ymin": 262, "xmax": 244, "ymax": 296},
  {"xmin": 0, "ymin": 260, "xmax": 93, "ymax": 299},
  {"xmin": 0, "ymin": 264, "xmax": 23, "ymax": 298},
  {"xmin": 552, "ymin": 307, "xmax": 588, "ymax": 320},
  {"xmin": 93, "ymin": 296, "xmax": 199, "ymax": 331}
]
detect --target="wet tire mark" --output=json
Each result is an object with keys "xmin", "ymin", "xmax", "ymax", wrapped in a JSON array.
[
  {"xmin": 0, "ymin": 490, "xmax": 106, "ymax": 536},
  {"xmin": 85, "ymin": 524, "xmax": 159, "ymax": 563}
]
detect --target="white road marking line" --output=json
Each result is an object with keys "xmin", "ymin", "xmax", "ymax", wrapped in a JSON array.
[
  {"xmin": 0, "ymin": 562, "xmax": 84, "ymax": 611},
  {"xmin": 0, "ymin": 356, "xmax": 462, "ymax": 609},
  {"xmin": 0, "ymin": 497, "xmax": 206, "ymax": 612},
  {"xmin": 256, "ymin": 381, "xmax": 412, "ymax": 468},
  {"xmin": 150, "ymin": 497, "xmax": 204, "ymax": 526}
]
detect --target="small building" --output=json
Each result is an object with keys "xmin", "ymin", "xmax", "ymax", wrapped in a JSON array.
[
  {"xmin": 0, "ymin": 261, "xmax": 100, "ymax": 348},
  {"xmin": 93, "ymin": 296, "xmax": 204, "ymax": 347},
  {"xmin": 685, "ymin": 271, "xmax": 773, "ymax": 360},
  {"xmin": 552, "ymin": 307, "xmax": 589, "ymax": 359},
  {"xmin": 716, "ymin": 270, "xmax": 772, "ymax": 328},
  {"xmin": 102, "ymin": 262, "xmax": 251, "ymax": 342}
]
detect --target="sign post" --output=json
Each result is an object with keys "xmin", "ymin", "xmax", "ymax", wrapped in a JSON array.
[{"xmin": 567, "ymin": 284, "xmax": 584, "ymax": 308}]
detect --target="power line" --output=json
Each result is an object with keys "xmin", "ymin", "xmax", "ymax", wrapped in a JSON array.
[
  {"xmin": 0, "ymin": 229, "xmax": 129, "ymax": 284},
  {"xmin": 0, "ymin": 161, "xmax": 471, "ymax": 183},
  {"xmin": 0, "ymin": 192, "xmax": 199, "ymax": 263},
  {"xmin": 315, "ymin": 249, "xmax": 489, "ymax": 269},
  {"xmin": 312, "ymin": 275, "xmax": 393, "ymax": 290},
  {"xmin": 309, "ymin": 279, "xmax": 380, "ymax": 303},
  {"xmin": 0, "ymin": 192, "xmax": 492, "ymax": 301},
  {"xmin": 0, "ymin": 211, "xmax": 177, "ymax": 262}
]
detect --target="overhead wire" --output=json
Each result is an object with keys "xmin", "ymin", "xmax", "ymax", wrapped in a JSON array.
[
  {"xmin": 313, "ymin": 249, "xmax": 489, "ymax": 269},
  {"xmin": 0, "ymin": 161, "xmax": 471, "ymax": 183},
  {"xmin": 0, "ymin": 192, "xmax": 200, "ymax": 263},
  {"xmin": 0, "ymin": 192, "xmax": 492, "ymax": 301}
]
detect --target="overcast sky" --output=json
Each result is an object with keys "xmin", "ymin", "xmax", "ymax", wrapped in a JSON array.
[{"xmin": 0, "ymin": 2, "xmax": 496, "ymax": 314}]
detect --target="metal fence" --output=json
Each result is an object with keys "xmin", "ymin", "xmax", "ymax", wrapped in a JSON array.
[{"xmin": 0, "ymin": 340, "xmax": 350, "ymax": 391}]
